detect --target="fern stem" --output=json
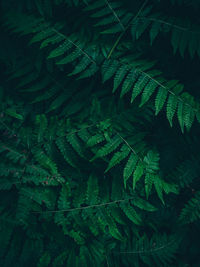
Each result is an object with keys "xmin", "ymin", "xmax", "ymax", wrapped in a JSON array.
[
  {"xmin": 113, "ymin": 239, "xmax": 176, "ymax": 254},
  {"xmin": 104, "ymin": 0, "xmax": 125, "ymax": 31},
  {"xmin": 115, "ymin": 131, "xmax": 143, "ymax": 162},
  {"xmin": 32, "ymin": 197, "xmax": 134, "ymax": 214},
  {"xmin": 137, "ymin": 68, "xmax": 198, "ymax": 112},
  {"xmin": 52, "ymin": 28, "xmax": 97, "ymax": 65},
  {"xmin": 138, "ymin": 17, "xmax": 200, "ymax": 34},
  {"xmin": 107, "ymin": 0, "xmax": 149, "ymax": 59}
]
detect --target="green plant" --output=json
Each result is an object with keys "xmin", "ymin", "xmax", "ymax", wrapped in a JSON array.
[{"xmin": 1, "ymin": 0, "xmax": 200, "ymax": 266}]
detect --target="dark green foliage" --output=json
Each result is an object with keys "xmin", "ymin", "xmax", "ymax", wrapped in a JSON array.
[{"xmin": 0, "ymin": 0, "xmax": 200, "ymax": 266}]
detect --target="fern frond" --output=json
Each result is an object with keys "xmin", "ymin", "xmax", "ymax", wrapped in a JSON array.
[
  {"xmin": 102, "ymin": 58, "xmax": 199, "ymax": 131},
  {"xmin": 123, "ymin": 153, "xmax": 138, "ymax": 188},
  {"xmin": 120, "ymin": 201, "xmax": 142, "ymax": 225},
  {"xmin": 143, "ymin": 150, "xmax": 160, "ymax": 174},
  {"xmin": 133, "ymin": 161, "xmax": 145, "ymax": 190},
  {"xmin": 131, "ymin": 13, "xmax": 200, "ymax": 58},
  {"xmin": 55, "ymin": 137, "xmax": 77, "ymax": 167},
  {"xmin": 32, "ymin": 146, "xmax": 58, "ymax": 174},
  {"xmin": 105, "ymin": 144, "xmax": 130, "ymax": 172},
  {"xmin": 85, "ymin": 175, "xmax": 99, "ymax": 204},
  {"xmin": 4, "ymin": 12, "xmax": 98, "ymax": 79},
  {"xmin": 84, "ymin": 0, "xmax": 132, "ymax": 34},
  {"xmin": 58, "ymin": 183, "xmax": 71, "ymax": 210},
  {"xmin": 90, "ymin": 134, "xmax": 123, "ymax": 161},
  {"xmin": 131, "ymin": 197, "xmax": 157, "ymax": 212},
  {"xmin": 66, "ymin": 132, "xmax": 85, "ymax": 158},
  {"xmin": 35, "ymin": 114, "xmax": 48, "ymax": 143},
  {"xmin": 1, "ymin": 1, "xmax": 200, "ymax": 265},
  {"xmin": 52, "ymin": 251, "xmax": 68, "ymax": 267},
  {"xmin": 179, "ymin": 191, "xmax": 200, "ymax": 224}
]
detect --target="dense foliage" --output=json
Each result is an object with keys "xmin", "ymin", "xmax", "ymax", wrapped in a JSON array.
[{"xmin": 1, "ymin": 0, "xmax": 200, "ymax": 266}]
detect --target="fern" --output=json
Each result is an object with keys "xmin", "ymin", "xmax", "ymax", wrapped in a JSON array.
[
  {"xmin": 4, "ymin": 12, "xmax": 98, "ymax": 78},
  {"xmin": 123, "ymin": 153, "xmax": 138, "ymax": 188},
  {"xmin": 1, "ymin": 0, "xmax": 200, "ymax": 266},
  {"xmin": 84, "ymin": 0, "xmax": 132, "ymax": 34},
  {"xmin": 131, "ymin": 13, "xmax": 200, "ymax": 58},
  {"xmin": 120, "ymin": 201, "xmax": 142, "ymax": 225},
  {"xmin": 85, "ymin": 174, "xmax": 99, "ymax": 204},
  {"xmin": 102, "ymin": 58, "xmax": 199, "ymax": 131},
  {"xmin": 179, "ymin": 191, "xmax": 200, "ymax": 224},
  {"xmin": 105, "ymin": 144, "xmax": 131, "ymax": 172}
]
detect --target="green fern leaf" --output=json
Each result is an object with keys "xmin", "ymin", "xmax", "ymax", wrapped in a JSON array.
[
  {"xmin": 153, "ymin": 175, "xmax": 165, "ymax": 204},
  {"xmin": 52, "ymin": 251, "xmax": 68, "ymax": 267},
  {"xmin": 85, "ymin": 175, "xmax": 99, "ymax": 204},
  {"xmin": 133, "ymin": 162, "xmax": 144, "ymax": 190},
  {"xmin": 87, "ymin": 133, "xmax": 105, "ymax": 147},
  {"xmin": 29, "ymin": 28, "xmax": 54, "ymax": 44},
  {"xmin": 188, "ymin": 32, "xmax": 198, "ymax": 58},
  {"xmin": 32, "ymin": 147, "xmax": 58, "ymax": 175},
  {"xmin": 162, "ymin": 181, "xmax": 179, "ymax": 195},
  {"xmin": 181, "ymin": 93, "xmax": 196, "ymax": 131},
  {"xmin": 48, "ymin": 39, "xmax": 73, "ymax": 59},
  {"xmin": 131, "ymin": 18, "xmax": 151, "ymax": 40},
  {"xmin": 179, "ymin": 191, "xmax": 200, "ymax": 224},
  {"xmin": 171, "ymin": 27, "xmax": 182, "ymax": 54},
  {"xmin": 140, "ymin": 80, "xmax": 158, "ymax": 107},
  {"xmin": 166, "ymin": 94, "xmax": 178, "ymax": 127},
  {"xmin": 131, "ymin": 76, "xmax": 149, "ymax": 103},
  {"xmin": 96, "ymin": 209, "xmax": 123, "ymax": 240},
  {"xmin": 90, "ymin": 135, "xmax": 123, "ymax": 161},
  {"xmin": 56, "ymin": 47, "xmax": 82, "ymax": 64},
  {"xmin": 105, "ymin": 144, "xmax": 130, "ymax": 172},
  {"xmin": 102, "ymin": 59, "xmax": 119, "ymax": 82},
  {"xmin": 55, "ymin": 137, "xmax": 77, "ymax": 167},
  {"xmin": 123, "ymin": 153, "xmax": 138, "ymax": 188},
  {"xmin": 66, "ymin": 133, "xmax": 85, "ymax": 158},
  {"xmin": 109, "ymin": 221, "xmax": 124, "ymax": 241},
  {"xmin": 40, "ymin": 34, "xmax": 64, "ymax": 49},
  {"xmin": 120, "ymin": 202, "xmax": 142, "ymax": 225},
  {"xmin": 179, "ymin": 31, "xmax": 189, "ymax": 57},
  {"xmin": 120, "ymin": 71, "xmax": 138, "ymax": 98},
  {"xmin": 145, "ymin": 173, "xmax": 154, "ymax": 199},
  {"xmin": 177, "ymin": 100, "xmax": 185, "ymax": 133},
  {"xmin": 143, "ymin": 150, "xmax": 160, "ymax": 174},
  {"xmin": 107, "ymin": 206, "xmax": 126, "ymax": 225},
  {"xmin": 69, "ymin": 56, "xmax": 91, "ymax": 76},
  {"xmin": 150, "ymin": 21, "xmax": 161, "ymax": 45},
  {"xmin": 113, "ymin": 65, "xmax": 129, "ymax": 93},
  {"xmin": 132, "ymin": 197, "xmax": 157, "ymax": 212},
  {"xmin": 35, "ymin": 114, "xmax": 48, "ymax": 143},
  {"xmin": 78, "ymin": 63, "xmax": 98, "ymax": 79},
  {"xmin": 58, "ymin": 183, "xmax": 71, "ymax": 210},
  {"xmin": 84, "ymin": 0, "xmax": 105, "ymax": 12},
  {"xmin": 184, "ymin": 106, "xmax": 195, "ymax": 131},
  {"xmin": 68, "ymin": 229, "xmax": 85, "ymax": 245},
  {"xmin": 4, "ymin": 108, "xmax": 23, "ymax": 120},
  {"xmin": 155, "ymin": 87, "xmax": 168, "ymax": 115},
  {"xmin": 37, "ymin": 252, "xmax": 51, "ymax": 267}
]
